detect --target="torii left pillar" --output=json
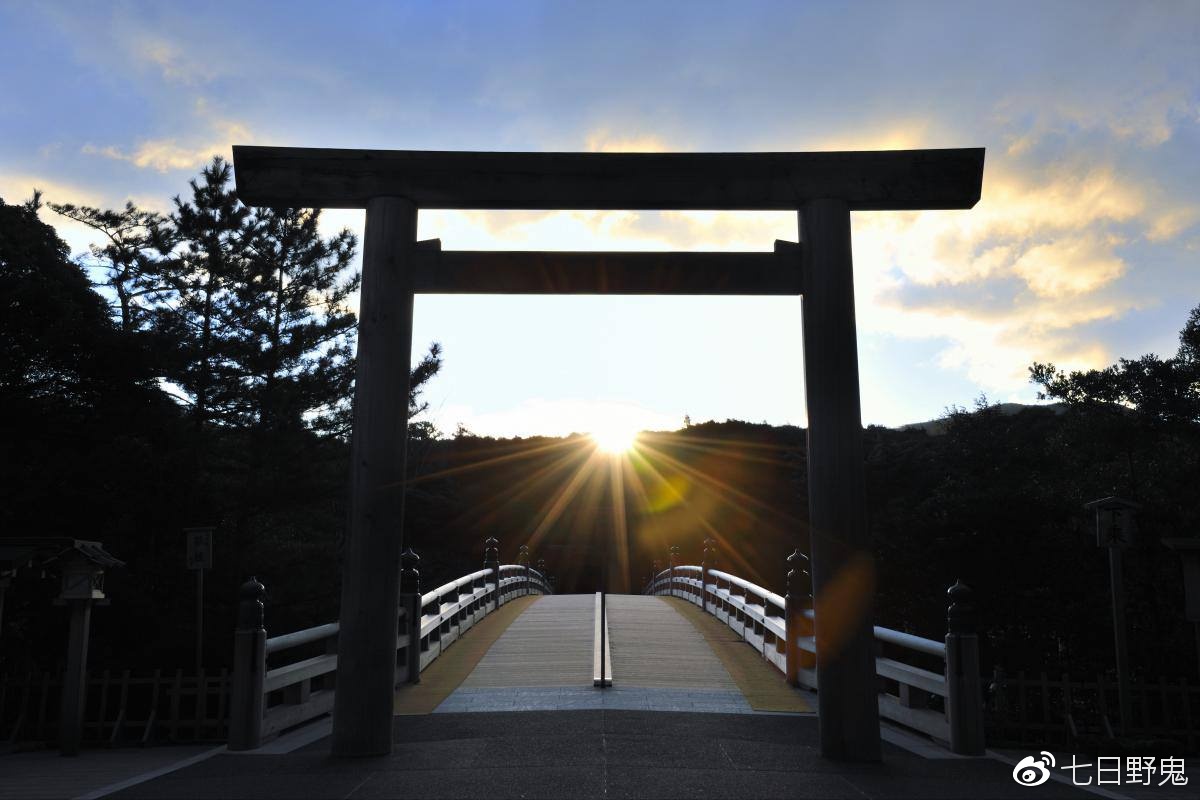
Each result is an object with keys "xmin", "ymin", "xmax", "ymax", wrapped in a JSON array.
[{"xmin": 332, "ymin": 197, "xmax": 416, "ymax": 756}]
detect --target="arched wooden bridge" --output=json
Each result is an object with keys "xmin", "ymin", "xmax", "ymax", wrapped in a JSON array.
[{"xmin": 229, "ymin": 561, "xmax": 979, "ymax": 754}]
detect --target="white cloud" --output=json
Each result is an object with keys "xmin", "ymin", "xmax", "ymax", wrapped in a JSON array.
[{"xmin": 82, "ymin": 118, "xmax": 252, "ymax": 173}]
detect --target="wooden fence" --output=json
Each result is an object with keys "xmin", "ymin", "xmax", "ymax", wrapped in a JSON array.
[
  {"xmin": 1, "ymin": 668, "xmax": 229, "ymax": 748},
  {"xmin": 986, "ymin": 670, "xmax": 1200, "ymax": 752}
]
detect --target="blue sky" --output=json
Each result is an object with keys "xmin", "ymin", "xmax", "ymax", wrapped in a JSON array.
[{"xmin": 3, "ymin": 1, "xmax": 1198, "ymax": 435}]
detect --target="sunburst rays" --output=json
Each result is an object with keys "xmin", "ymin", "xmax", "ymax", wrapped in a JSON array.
[{"xmin": 404, "ymin": 425, "xmax": 804, "ymax": 592}]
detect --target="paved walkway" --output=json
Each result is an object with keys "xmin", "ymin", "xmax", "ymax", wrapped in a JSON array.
[
  {"xmin": 103, "ymin": 711, "xmax": 1110, "ymax": 799},
  {"xmin": 0, "ymin": 744, "xmax": 219, "ymax": 800}
]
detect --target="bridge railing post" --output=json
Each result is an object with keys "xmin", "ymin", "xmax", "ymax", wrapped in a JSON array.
[
  {"xmin": 400, "ymin": 548, "xmax": 421, "ymax": 684},
  {"xmin": 945, "ymin": 580, "xmax": 985, "ymax": 755},
  {"xmin": 484, "ymin": 537, "xmax": 500, "ymax": 611},
  {"xmin": 669, "ymin": 546, "xmax": 679, "ymax": 598},
  {"xmin": 229, "ymin": 577, "xmax": 266, "ymax": 751},
  {"xmin": 519, "ymin": 545, "xmax": 531, "ymax": 597},
  {"xmin": 785, "ymin": 550, "xmax": 814, "ymax": 687},
  {"xmin": 701, "ymin": 538, "xmax": 716, "ymax": 613}
]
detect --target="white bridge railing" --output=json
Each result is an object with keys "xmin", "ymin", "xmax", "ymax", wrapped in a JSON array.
[
  {"xmin": 645, "ymin": 560, "xmax": 984, "ymax": 755},
  {"xmin": 229, "ymin": 547, "xmax": 551, "ymax": 750}
]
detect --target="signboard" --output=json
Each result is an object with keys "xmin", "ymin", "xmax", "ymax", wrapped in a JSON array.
[
  {"xmin": 1096, "ymin": 510, "xmax": 1134, "ymax": 549},
  {"xmin": 185, "ymin": 527, "xmax": 213, "ymax": 570}
]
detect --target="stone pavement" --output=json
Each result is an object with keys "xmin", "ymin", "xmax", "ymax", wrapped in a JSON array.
[
  {"xmin": 103, "ymin": 711, "xmax": 1117, "ymax": 799},
  {"xmin": 434, "ymin": 685, "xmax": 753, "ymax": 714},
  {"xmin": 0, "ymin": 743, "xmax": 219, "ymax": 800}
]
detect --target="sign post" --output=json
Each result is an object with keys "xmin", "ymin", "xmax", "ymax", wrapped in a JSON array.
[
  {"xmin": 1083, "ymin": 497, "xmax": 1139, "ymax": 735},
  {"xmin": 185, "ymin": 527, "xmax": 214, "ymax": 678}
]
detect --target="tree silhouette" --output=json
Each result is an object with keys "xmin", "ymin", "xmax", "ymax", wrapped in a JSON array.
[{"xmin": 48, "ymin": 200, "xmax": 174, "ymax": 334}]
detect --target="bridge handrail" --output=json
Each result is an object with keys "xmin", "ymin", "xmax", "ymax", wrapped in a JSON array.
[
  {"xmin": 421, "ymin": 568, "xmax": 492, "ymax": 607},
  {"xmin": 645, "ymin": 562, "xmax": 980, "ymax": 753},
  {"xmin": 234, "ymin": 561, "xmax": 551, "ymax": 749},
  {"xmin": 265, "ymin": 622, "xmax": 340, "ymax": 656},
  {"xmin": 707, "ymin": 568, "xmax": 786, "ymax": 611}
]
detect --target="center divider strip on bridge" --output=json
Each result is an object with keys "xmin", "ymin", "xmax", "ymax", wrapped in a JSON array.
[
  {"xmin": 663, "ymin": 596, "xmax": 813, "ymax": 714},
  {"xmin": 392, "ymin": 594, "xmax": 542, "ymax": 715}
]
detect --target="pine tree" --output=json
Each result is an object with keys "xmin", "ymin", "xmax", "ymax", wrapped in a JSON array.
[
  {"xmin": 157, "ymin": 156, "xmax": 255, "ymax": 430},
  {"xmin": 237, "ymin": 206, "xmax": 358, "ymax": 434},
  {"xmin": 48, "ymin": 200, "xmax": 174, "ymax": 333}
]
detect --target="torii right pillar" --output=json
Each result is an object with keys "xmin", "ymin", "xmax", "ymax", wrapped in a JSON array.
[{"xmin": 800, "ymin": 198, "xmax": 881, "ymax": 762}]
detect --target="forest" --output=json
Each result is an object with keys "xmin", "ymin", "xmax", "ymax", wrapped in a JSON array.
[{"xmin": 2, "ymin": 157, "xmax": 1198, "ymax": 687}]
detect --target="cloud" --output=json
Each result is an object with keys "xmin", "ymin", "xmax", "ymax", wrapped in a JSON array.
[
  {"xmin": 1012, "ymin": 235, "xmax": 1126, "ymax": 297},
  {"xmin": 996, "ymin": 83, "xmax": 1193, "ymax": 153},
  {"xmin": 0, "ymin": 172, "xmax": 125, "ymax": 257},
  {"xmin": 82, "ymin": 117, "xmax": 252, "ymax": 173},
  {"xmin": 1147, "ymin": 206, "xmax": 1200, "ymax": 242},
  {"xmin": 421, "ymin": 209, "xmax": 676, "ymax": 251},
  {"xmin": 841, "ymin": 154, "xmax": 1195, "ymax": 387},
  {"xmin": 0, "ymin": 173, "xmax": 103, "ymax": 209},
  {"xmin": 133, "ymin": 35, "xmax": 215, "ymax": 85},
  {"xmin": 809, "ymin": 121, "xmax": 933, "ymax": 153},
  {"xmin": 584, "ymin": 129, "xmax": 675, "ymax": 153}
]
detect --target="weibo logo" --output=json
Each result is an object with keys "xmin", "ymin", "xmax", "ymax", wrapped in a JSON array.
[{"xmin": 1012, "ymin": 752, "xmax": 1055, "ymax": 787}]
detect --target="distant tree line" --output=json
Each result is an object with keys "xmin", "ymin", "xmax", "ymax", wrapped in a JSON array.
[{"xmin": 2, "ymin": 166, "xmax": 1198, "ymax": 683}]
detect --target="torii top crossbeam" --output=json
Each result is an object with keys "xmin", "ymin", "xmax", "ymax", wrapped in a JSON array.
[{"xmin": 232, "ymin": 146, "xmax": 983, "ymax": 211}]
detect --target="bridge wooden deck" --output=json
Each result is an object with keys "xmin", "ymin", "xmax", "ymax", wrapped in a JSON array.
[
  {"xmin": 429, "ymin": 593, "xmax": 809, "ymax": 714},
  {"xmin": 606, "ymin": 594, "xmax": 739, "ymax": 690},
  {"xmin": 460, "ymin": 593, "xmax": 593, "ymax": 688}
]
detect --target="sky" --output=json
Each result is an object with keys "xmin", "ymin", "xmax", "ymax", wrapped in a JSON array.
[{"xmin": 2, "ymin": 1, "xmax": 1198, "ymax": 437}]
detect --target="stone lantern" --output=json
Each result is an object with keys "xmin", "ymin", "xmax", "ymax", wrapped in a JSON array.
[
  {"xmin": 53, "ymin": 541, "xmax": 123, "ymax": 755},
  {"xmin": 58, "ymin": 550, "xmax": 109, "ymax": 601}
]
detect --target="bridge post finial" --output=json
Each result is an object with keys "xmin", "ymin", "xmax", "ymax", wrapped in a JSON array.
[
  {"xmin": 400, "ymin": 548, "xmax": 421, "ymax": 596},
  {"xmin": 785, "ymin": 550, "xmax": 815, "ymax": 687},
  {"xmin": 400, "ymin": 549, "xmax": 421, "ymax": 684},
  {"xmin": 229, "ymin": 577, "xmax": 267, "ymax": 751},
  {"xmin": 650, "ymin": 560, "xmax": 661, "ymax": 595},
  {"xmin": 236, "ymin": 576, "xmax": 266, "ymax": 632},
  {"xmin": 484, "ymin": 537, "xmax": 501, "ymax": 611},
  {"xmin": 945, "ymin": 579, "xmax": 985, "ymax": 755},
  {"xmin": 946, "ymin": 579, "xmax": 975, "ymax": 635}
]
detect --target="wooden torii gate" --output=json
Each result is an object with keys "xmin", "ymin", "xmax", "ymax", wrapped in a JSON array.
[{"xmin": 232, "ymin": 146, "xmax": 985, "ymax": 761}]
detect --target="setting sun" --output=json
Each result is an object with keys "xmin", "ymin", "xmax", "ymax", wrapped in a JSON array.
[{"xmin": 590, "ymin": 423, "xmax": 640, "ymax": 454}]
